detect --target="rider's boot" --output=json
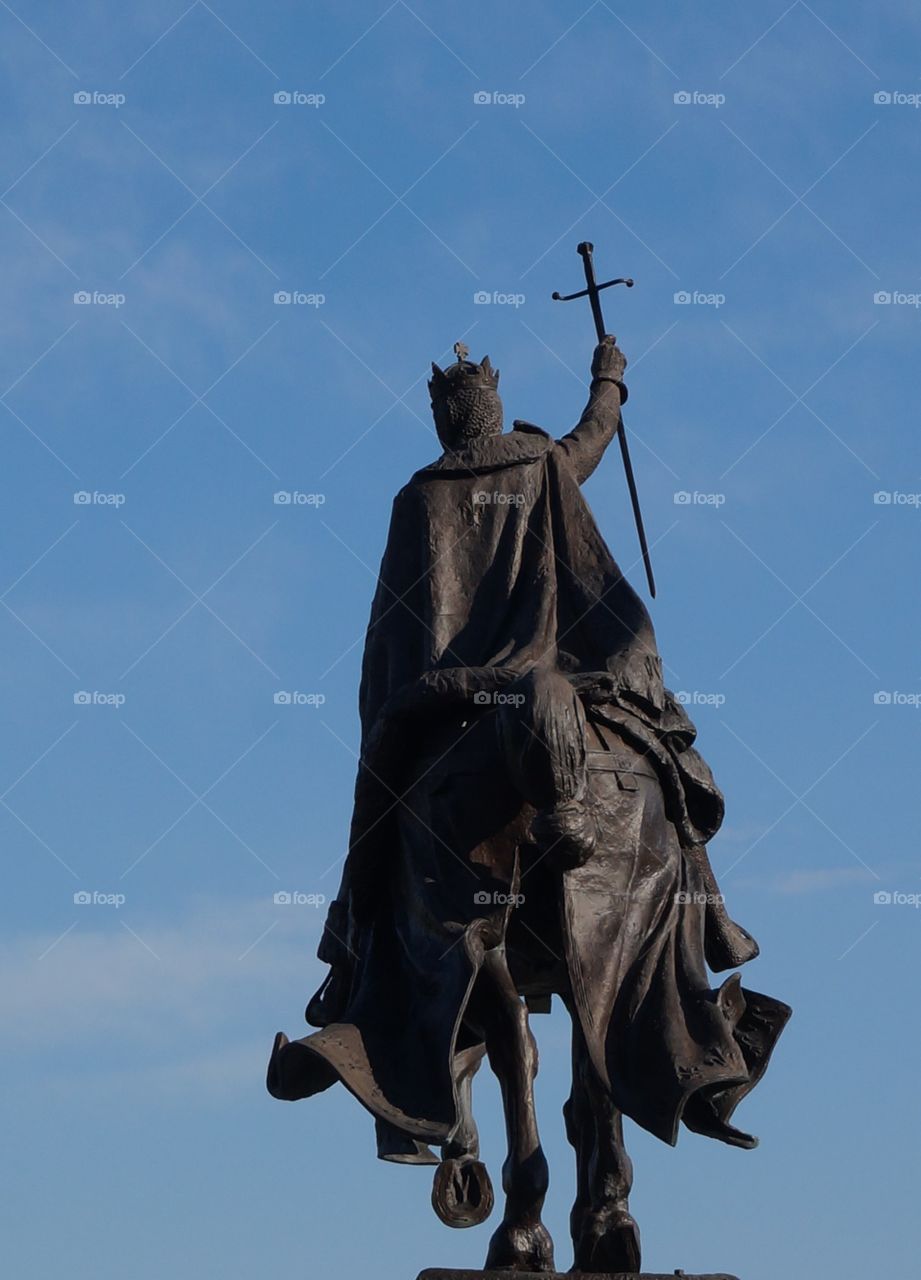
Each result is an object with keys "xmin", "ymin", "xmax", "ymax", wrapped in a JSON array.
[{"xmin": 530, "ymin": 792, "xmax": 600, "ymax": 870}]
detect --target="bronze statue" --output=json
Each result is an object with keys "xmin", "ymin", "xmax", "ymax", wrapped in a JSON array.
[{"xmin": 268, "ymin": 247, "xmax": 790, "ymax": 1276}]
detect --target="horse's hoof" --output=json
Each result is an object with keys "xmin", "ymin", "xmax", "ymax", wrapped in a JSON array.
[
  {"xmin": 484, "ymin": 1219, "xmax": 555, "ymax": 1272},
  {"xmin": 431, "ymin": 1158, "xmax": 494, "ymax": 1228},
  {"xmin": 572, "ymin": 1209, "xmax": 641, "ymax": 1274}
]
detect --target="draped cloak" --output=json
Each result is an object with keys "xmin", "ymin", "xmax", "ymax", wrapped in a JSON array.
[{"xmin": 270, "ymin": 422, "xmax": 790, "ymax": 1155}]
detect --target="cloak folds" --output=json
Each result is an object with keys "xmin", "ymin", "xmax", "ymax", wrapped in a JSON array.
[
  {"xmin": 342, "ymin": 423, "xmax": 668, "ymax": 921},
  {"xmin": 267, "ymin": 423, "xmax": 790, "ymax": 1153},
  {"xmin": 358, "ymin": 424, "xmax": 663, "ymax": 729}
]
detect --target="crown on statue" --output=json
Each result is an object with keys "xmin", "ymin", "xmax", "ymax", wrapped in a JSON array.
[{"xmin": 429, "ymin": 341, "xmax": 500, "ymax": 404}]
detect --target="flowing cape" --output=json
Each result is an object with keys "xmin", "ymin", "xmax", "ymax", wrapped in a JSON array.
[{"xmin": 267, "ymin": 426, "xmax": 790, "ymax": 1153}]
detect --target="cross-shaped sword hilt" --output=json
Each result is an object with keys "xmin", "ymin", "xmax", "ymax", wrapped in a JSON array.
[
  {"xmin": 551, "ymin": 241, "xmax": 655, "ymax": 598},
  {"xmin": 552, "ymin": 242, "xmax": 634, "ymax": 342}
]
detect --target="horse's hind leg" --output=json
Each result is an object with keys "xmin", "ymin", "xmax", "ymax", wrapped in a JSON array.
[
  {"xmin": 474, "ymin": 946, "xmax": 554, "ymax": 1273},
  {"xmin": 575, "ymin": 1095, "xmax": 640, "ymax": 1273},
  {"xmin": 565, "ymin": 1007, "xmax": 641, "ymax": 1273}
]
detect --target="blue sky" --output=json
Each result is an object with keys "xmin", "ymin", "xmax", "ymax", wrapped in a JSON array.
[{"xmin": 1, "ymin": 3, "xmax": 919, "ymax": 1277}]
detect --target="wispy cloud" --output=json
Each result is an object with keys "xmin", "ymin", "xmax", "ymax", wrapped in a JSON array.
[{"xmin": 1, "ymin": 897, "xmax": 326, "ymax": 1069}]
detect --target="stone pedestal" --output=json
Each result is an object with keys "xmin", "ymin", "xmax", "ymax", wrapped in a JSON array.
[{"xmin": 417, "ymin": 1272, "xmax": 740, "ymax": 1280}]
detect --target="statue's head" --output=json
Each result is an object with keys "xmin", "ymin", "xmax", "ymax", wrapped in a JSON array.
[{"xmin": 429, "ymin": 344, "xmax": 503, "ymax": 451}]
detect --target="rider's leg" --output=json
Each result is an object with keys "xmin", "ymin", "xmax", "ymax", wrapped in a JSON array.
[{"xmin": 496, "ymin": 666, "xmax": 597, "ymax": 868}]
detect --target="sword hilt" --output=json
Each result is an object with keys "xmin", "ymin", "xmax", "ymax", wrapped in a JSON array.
[{"xmin": 552, "ymin": 242, "xmax": 634, "ymax": 329}]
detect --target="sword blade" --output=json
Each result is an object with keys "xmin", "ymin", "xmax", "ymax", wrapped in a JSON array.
[{"xmin": 616, "ymin": 420, "xmax": 657, "ymax": 598}]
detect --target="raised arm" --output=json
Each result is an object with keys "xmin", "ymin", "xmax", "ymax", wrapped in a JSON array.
[{"xmin": 556, "ymin": 336, "xmax": 628, "ymax": 484}]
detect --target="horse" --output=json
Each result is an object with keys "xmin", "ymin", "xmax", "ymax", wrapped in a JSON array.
[{"xmin": 394, "ymin": 669, "xmax": 665, "ymax": 1273}]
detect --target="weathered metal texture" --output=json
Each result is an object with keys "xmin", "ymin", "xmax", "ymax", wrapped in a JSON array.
[{"xmin": 268, "ymin": 269, "xmax": 790, "ymax": 1272}]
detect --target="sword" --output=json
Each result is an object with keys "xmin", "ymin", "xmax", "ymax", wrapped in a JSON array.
[{"xmin": 552, "ymin": 241, "xmax": 656, "ymax": 598}]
